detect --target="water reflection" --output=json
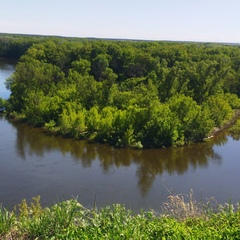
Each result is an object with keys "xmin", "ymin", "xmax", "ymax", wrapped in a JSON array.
[
  {"xmin": 230, "ymin": 133, "xmax": 240, "ymax": 141},
  {"xmin": 0, "ymin": 58, "xmax": 17, "ymax": 99},
  {"xmin": 10, "ymin": 120, "xmax": 225, "ymax": 196}
]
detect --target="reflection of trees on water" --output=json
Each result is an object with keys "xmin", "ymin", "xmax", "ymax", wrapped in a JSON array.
[
  {"xmin": 228, "ymin": 129, "xmax": 240, "ymax": 141},
  {"xmin": 230, "ymin": 134, "xmax": 240, "ymax": 141},
  {"xmin": 0, "ymin": 58, "xmax": 17, "ymax": 68},
  {"xmin": 12, "ymin": 121, "xmax": 228, "ymax": 197},
  {"xmin": 213, "ymin": 131, "xmax": 229, "ymax": 146}
]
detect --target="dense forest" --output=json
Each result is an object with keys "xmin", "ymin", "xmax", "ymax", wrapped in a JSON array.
[{"xmin": 1, "ymin": 34, "xmax": 240, "ymax": 148}]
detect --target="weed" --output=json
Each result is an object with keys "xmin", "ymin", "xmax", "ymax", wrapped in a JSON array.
[
  {"xmin": 0, "ymin": 194, "xmax": 240, "ymax": 239},
  {"xmin": 162, "ymin": 189, "xmax": 207, "ymax": 220},
  {"xmin": 0, "ymin": 205, "xmax": 16, "ymax": 238}
]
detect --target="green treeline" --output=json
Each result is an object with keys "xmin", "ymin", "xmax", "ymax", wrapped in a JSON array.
[
  {"xmin": 4, "ymin": 36, "xmax": 240, "ymax": 148},
  {"xmin": 0, "ymin": 34, "xmax": 40, "ymax": 58}
]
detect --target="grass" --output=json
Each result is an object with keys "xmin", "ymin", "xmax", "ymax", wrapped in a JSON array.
[{"xmin": 0, "ymin": 194, "xmax": 240, "ymax": 239}]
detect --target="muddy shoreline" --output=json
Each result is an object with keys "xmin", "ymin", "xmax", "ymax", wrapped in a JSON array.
[{"xmin": 209, "ymin": 110, "xmax": 240, "ymax": 138}]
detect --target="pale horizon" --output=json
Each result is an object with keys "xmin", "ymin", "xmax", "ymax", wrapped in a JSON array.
[{"xmin": 1, "ymin": 0, "xmax": 240, "ymax": 43}]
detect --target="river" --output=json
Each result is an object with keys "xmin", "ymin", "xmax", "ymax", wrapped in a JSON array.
[{"xmin": 0, "ymin": 58, "xmax": 240, "ymax": 211}]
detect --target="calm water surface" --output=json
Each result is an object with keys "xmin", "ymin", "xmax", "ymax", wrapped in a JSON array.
[
  {"xmin": 0, "ymin": 57, "xmax": 16, "ymax": 99},
  {"xmin": 0, "ymin": 58, "xmax": 240, "ymax": 211}
]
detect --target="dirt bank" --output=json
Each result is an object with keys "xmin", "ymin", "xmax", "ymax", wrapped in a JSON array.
[{"xmin": 209, "ymin": 110, "xmax": 240, "ymax": 137}]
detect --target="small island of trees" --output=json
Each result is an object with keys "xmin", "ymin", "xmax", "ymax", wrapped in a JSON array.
[{"xmin": 1, "ymin": 34, "xmax": 240, "ymax": 148}]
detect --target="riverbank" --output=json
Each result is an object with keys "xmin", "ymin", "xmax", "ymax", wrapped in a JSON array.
[
  {"xmin": 6, "ymin": 108, "xmax": 240, "ymax": 149},
  {"xmin": 208, "ymin": 110, "xmax": 240, "ymax": 138},
  {"xmin": 1, "ymin": 196, "xmax": 239, "ymax": 239}
]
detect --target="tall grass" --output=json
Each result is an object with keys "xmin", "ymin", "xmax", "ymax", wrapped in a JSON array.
[
  {"xmin": 0, "ymin": 204, "xmax": 16, "ymax": 239},
  {"xmin": 161, "ymin": 189, "xmax": 218, "ymax": 220},
  {"xmin": 0, "ymin": 193, "xmax": 240, "ymax": 239}
]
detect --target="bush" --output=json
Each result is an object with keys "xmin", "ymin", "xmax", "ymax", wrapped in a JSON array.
[
  {"xmin": 1, "ymin": 194, "xmax": 240, "ymax": 239},
  {"xmin": 203, "ymin": 95, "xmax": 233, "ymax": 127}
]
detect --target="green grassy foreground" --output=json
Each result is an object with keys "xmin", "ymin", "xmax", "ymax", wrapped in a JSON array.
[{"xmin": 1, "ymin": 195, "xmax": 240, "ymax": 239}]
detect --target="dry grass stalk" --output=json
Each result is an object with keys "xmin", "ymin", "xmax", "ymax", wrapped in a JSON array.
[{"xmin": 162, "ymin": 189, "xmax": 214, "ymax": 220}]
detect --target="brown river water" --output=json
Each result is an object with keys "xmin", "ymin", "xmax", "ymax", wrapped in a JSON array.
[{"xmin": 0, "ymin": 58, "xmax": 240, "ymax": 211}]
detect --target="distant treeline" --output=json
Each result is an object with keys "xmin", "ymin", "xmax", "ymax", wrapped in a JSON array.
[
  {"xmin": 0, "ymin": 33, "xmax": 81, "ymax": 58},
  {"xmin": 3, "ymin": 34, "xmax": 240, "ymax": 148},
  {"xmin": 0, "ymin": 34, "xmax": 38, "ymax": 58}
]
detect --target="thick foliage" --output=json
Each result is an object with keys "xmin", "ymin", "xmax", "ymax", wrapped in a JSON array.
[
  {"xmin": 1, "ymin": 198, "xmax": 240, "ymax": 239},
  {"xmin": 5, "ymin": 38, "xmax": 240, "ymax": 147}
]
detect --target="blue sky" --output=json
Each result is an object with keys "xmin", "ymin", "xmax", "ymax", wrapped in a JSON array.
[{"xmin": 0, "ymin": 0, "xmax": 240, "ymax": 43}]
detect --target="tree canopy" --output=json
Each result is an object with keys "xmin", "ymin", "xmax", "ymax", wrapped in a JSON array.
[{"xmin": 4, "ymin": 35, "xmax": 240, "ymax": 148}]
